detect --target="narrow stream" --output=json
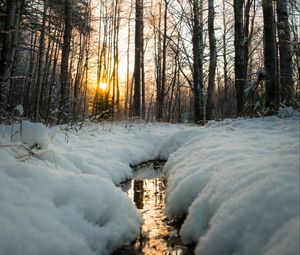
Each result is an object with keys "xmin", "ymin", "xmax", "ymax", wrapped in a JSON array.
[{"xmin": 113, "ymin": 161, "xmax": 193, "ymax": 255}]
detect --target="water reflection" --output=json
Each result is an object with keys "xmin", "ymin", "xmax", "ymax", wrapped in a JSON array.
[
  {"xmin": 133, "ymin": 180, "xmax": 144, "ymax": 209},
  {"xmin": 114, "ymin": 162, "xmax": 193, "ymax": 255}
]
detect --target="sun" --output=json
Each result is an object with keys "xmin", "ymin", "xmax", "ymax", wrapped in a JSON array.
[{"xmin": 99, "ymin": 82, "xmax": 107, "ymax": 90}]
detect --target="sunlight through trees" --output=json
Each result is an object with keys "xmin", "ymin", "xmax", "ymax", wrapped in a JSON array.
[{"xmin": 0, "ymin": 0, "xmax": 299, "ymax": 124}]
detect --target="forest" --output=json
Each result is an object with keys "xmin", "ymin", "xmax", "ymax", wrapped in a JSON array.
[{"xmin": 0, "ymin": 0, "xmax": 299, "ymax": 124}]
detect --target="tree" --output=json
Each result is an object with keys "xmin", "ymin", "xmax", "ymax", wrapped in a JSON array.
[
  {"xmin": 0, "ymin": 0, "xmax": 23, "ymax": 114},
  {"xmin": 192, "ymin": 0, "xmax": 204, "ymax": 123},
  {"xmin": 133, "ymin": 0, "xmax": 143, "ymax": 117},
  {"xmin": 262, "ymin": 0, "xmax": 277, "ymax": 112},
  {"xmin": 33, "ymin": 0, "xmax": 48, "ymax": 121},
  {"xmin": 233, "ymin": 0, "xmax": 246, "ymax": 115},
  {"xmin": 59, "ymin": 0, "xmax": 73, "ymax": 122},
  {"xmin": 124, "ymin": 0, "xmax": 134, "ymax": 118},
  {"xmin": 0, "ymin": 0, "xmax": 298, "ymax": 124},
  {"xmin": 220, "ymin": 0, "xmax": 232, "ymax": 117},
  {"xmin": 156, "ymin": 0, "xmax": 169, "ymax": 121},
  {"xmin": 276, "ymin": 0, "xmax": 294, "ymax": 103},
  {"xmin": 206, "ymin": 0, "xmax": 217, "ymax": 120}
]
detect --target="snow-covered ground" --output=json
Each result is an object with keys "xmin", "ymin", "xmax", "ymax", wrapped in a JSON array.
[
  {"xmin": 0, "ymin": 121, "xmax": 186, "ymax": 255},
  {"xmin": 0, "ymin": 116, "xmax": 299, "ymax": 255},
  {"xmin": 161, "ymin": 116, "xmax": 300, "ymax": 255}
]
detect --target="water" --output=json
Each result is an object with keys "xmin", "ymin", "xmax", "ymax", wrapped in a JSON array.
[{"xmin": 114, "ymin": 161, "xmax": 193, "ymax": 255}]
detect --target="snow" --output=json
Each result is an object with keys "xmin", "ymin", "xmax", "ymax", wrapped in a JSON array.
[
  {"xmin": 264, "ymin": 218, "xmax": 299, "ymax": 255},
  {"xmin": 0, "ymin": 117, "xmax": 299, "ymax": 255},
  {"xmin": 0, "ymin": 121, "xmax": 183, "ymax": 255},
  {"xmin": 21, "ymin": 120, "xmax": 50, "ymax": 149},
  {"xmin": 278, "ymin": 105, "xmax": 300, "ymax": 118},
  {"xmin": 0, "ymin": 165, "xmax": 141, "ymax": 255},
  {"xmin": 162, "ymin": 116, "xmax": 299, "ymax": 255},
  {"xmin": 14, "ymin": 104, "xmax": 24, "ymax": 116}
]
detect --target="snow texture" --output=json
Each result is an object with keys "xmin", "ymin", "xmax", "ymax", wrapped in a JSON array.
[
  {"xmin": 0, "ymin": 121, "xmax": 183, "ymax": 255},
  {"xmin": 0, "ymin": 116, "xmax": 299, "ymax": 255},
  {"xmin": 162, "ymin": 116, "xmax": 299, "ymax": 255},
  {"xmin": 14, "ymin": 104, "xmax": 24, "ymax": 116},
  {"xmin": 21, "ymin": 120, "xmax": 50, "ymax": 149}
]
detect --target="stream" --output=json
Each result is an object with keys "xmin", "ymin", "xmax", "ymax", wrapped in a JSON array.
[{"xmin": 113, "ymin": 161, "xmax": 194, "ymax": 255}]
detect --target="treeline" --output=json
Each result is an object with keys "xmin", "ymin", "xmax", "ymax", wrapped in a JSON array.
[
  {"xmin": 0, "ymin": 0, "xmax": 299, "ymax": 124},
  {"xmin": 0, "ymin": 0, "xmax": 92, "ymax": 124}
]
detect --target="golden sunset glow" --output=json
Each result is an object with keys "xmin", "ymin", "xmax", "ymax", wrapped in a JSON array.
[{"xmin": 99, "ymin": 82, "xmax": 107, "ymax": 90}]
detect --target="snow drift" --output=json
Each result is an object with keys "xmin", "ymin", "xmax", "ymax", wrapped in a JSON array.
[
  {"xmin": 161, "ymin": 116, "xmax": 299, "ymax": 255},
  {"xmin": 0, "ymin": 160, "xmax": 141, "ymax": 255},
  {"xmin": 0, "ymin": 121, "xmax": 182, "ymax": 255}
]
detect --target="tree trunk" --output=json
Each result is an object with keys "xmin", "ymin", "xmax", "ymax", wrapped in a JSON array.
[
  {"xmin": 206, "ymin": 0, "xmax": 217, "ymax": 120},
  {"xmin": 141, "ymin": 43, "xmax": 145, "ymax": 119},
  {"xmin": 33, "ymin": 0, "xmax": 48, "ymax": 121},
  {"xmin": 24, "ymin": 29, "xmax": 38, "ymax": 116},
  {"xmin": 156, "ymin": 0, "xmax": 168, "ymax": 121},
  {"xmin": 59, "ymin": 0, "xmax": 73, "ymax": 123},
  {"xmin": 45, "ymin": 34, "xmax": 61, "ymax": 125},
  {"xmin": 192, "ymin": 0, "xmax": 204, "ymax": 123},
  {"xmin": 244, "ymin": 0, "xmax": 252, "ymax": 78},
  {"xmin": 0, "ymin": 0, "xmax": 22, "ymax": 113},
  {"xmin": 125, "ymin": 0, "xmax": 133, "ymax": 118},
  {"xmin": 133, "ymin": 0, "xmax": 143, "ymax": 117},
  {"xmin": 262, "ymin": 0, "xmax": 277, "ymax": 111},
  {"xmin": 221, "ymin": 0, "xmax": 230, "ymax": 118},
  {"xmin": 276, "ymin": 0, "xmax": 294, "ymax": 103},
  {"xmin": 115, "ymin": 2, "xmax": 120, "ymax": 115},
  {"xmin": 154, "ymin": 3, "xmax": 162, "ymax": 120},
  {"xmin": 168, "ymin": 55, "xmax": 178, "ymax": 122},
  {"xmin": 140, "ymin": 1, "xmax": 145, "ymax": 119},
  {"xmin": 234, "ymin": 0, "xmax": 246, "ymax": 115},
  {"xmin": 72, "ymin": 33, "xmax": 84, "ymax": 122}
]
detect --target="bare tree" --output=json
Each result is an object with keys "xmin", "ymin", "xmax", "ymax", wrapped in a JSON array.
[
  {"xmin": 192, "ymin": 0, "xmax": 204, "ymax": 123},
  {"xmin": 262, "ymin": 0, "xmax": 277, "ymax": 112},
  {"xmin": 276, "ymin": 0, "xmax": 294, "ymax": 103},
  {"xmin": 133, "ymin": 0, "xmax": 143, "ymax": 117},
  {"xmin": 206, "ymin": 0, "xmax": 217, "ymax": 120},
  {"xmin": 156, "ymin": 0, "xmax": 169, "ymax": 121},
  {"xmin": 0, "ymin": 0, "xmax": 23, "ymax": 114},
  {"xmin": 59, "ymin": 0, "xmax": 73, "ymax": 122},
  {"xmin": 234, "ymin": 0, "xmax": 246, "ymax": 115},
  {"xmin": 124, "ymin": 0, "xmax": 133, "ymax": 118},
  {"xmin": 33, "ymin": 0, "xmax": 48, "ymax": 121}
]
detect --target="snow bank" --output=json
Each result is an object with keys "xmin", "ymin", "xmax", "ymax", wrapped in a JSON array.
[
  {"xmin": 162, "ymin": 116, "xmax": 299, "ymax": 255},
  {"xmin": 0, "ymin": 121, "xmax": 183, "ymax": 255},
  {"xmin": 0, "ymin": 120, "xmax": 49, "ymax": 149},
  {"xmin": 0, "ymin": 162, "xmax": 141, "ymax": 255},
  {"xmin": 1, "ymin": 118, "xmax": 298, "ymax": 255},
  {"xmin": 47, "ymin": 123, "xmax": 180, "ymax": 184}
]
